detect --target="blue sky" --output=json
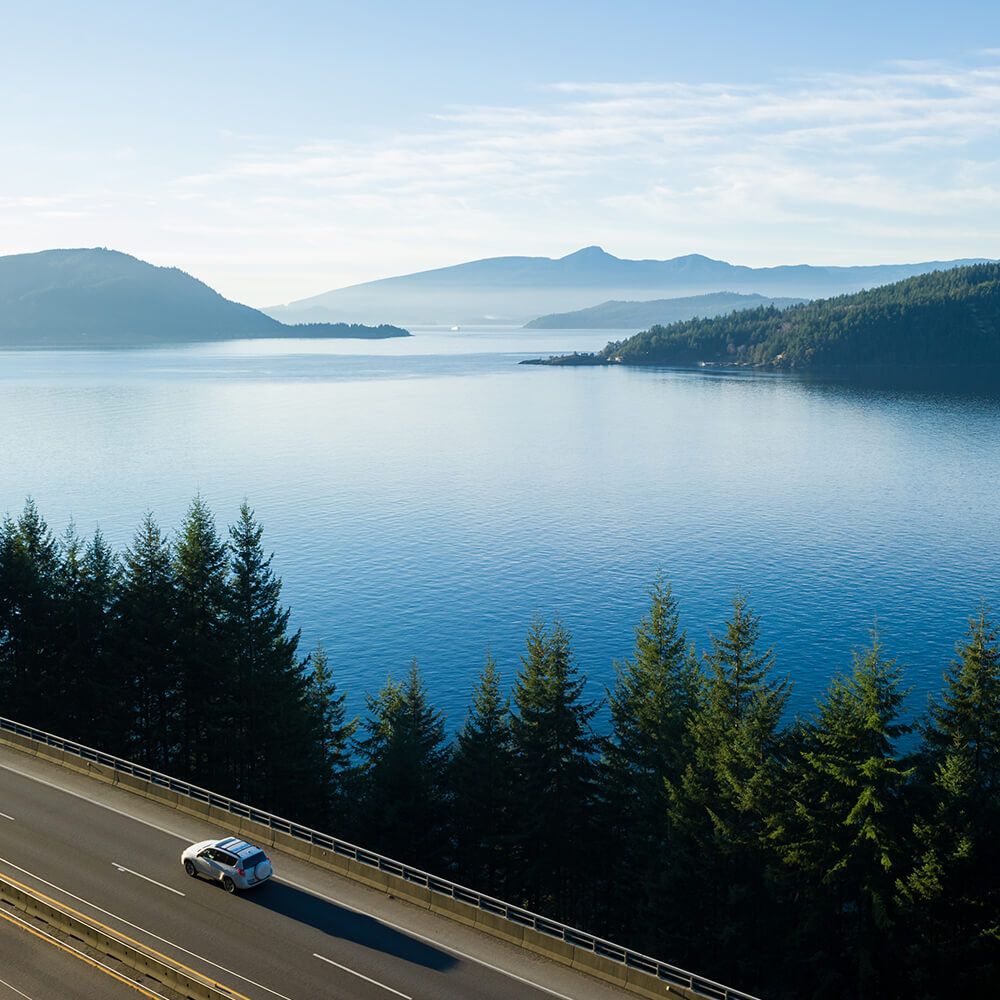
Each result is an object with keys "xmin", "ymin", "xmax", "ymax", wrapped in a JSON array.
[{"xmin": 2, "ymin": 1, "xmax": 999, "ymax": 306}]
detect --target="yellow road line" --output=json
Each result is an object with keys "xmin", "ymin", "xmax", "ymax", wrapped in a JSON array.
[
  {"xmin": 0, "ymin": 906, "xmax": 168, "ymax": 999},
  {"xmin": 0, "ymin": 873, "xmax": 251, "ymax": 1000}
]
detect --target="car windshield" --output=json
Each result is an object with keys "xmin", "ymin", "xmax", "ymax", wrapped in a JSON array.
[{"xmin": 241, "ymin": 851, "xmax": 267, "ymax": 868}]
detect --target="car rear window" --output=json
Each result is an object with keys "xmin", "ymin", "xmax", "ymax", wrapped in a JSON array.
[{"xmin": 241, "ymin": 851, "xmax": 268, "ymax": 868}]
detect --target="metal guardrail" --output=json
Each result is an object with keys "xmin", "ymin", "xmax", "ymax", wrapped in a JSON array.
[{"xmin": 0, "ymin": 715, "xmax": 761, "ymax": 1000}]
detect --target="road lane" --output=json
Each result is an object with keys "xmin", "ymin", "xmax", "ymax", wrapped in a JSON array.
[
  {"xmin": 1, "ymin": 767, "xmax": 425, "ymax": 999},
  {"xmin": 0, "ymin": 751, "xmax": 630, "ymax": 1000},
  {"xmin": 0, "ymin": 908, "xmax": 177, "ymax": 1000}
]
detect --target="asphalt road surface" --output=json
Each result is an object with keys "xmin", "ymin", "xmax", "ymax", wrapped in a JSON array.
[
  {"xmin": 0, "ymin": 912, "xmax": 184, "ymax": 1000},
  {"xmin": 0, "ymin": 745, "xmax": 632, "ymax": 1000}
]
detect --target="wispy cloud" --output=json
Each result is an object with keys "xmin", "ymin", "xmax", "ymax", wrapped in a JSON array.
[
  {"xmin": 10, "ymin": 54, "xmax": 998, "ymax": 302},
  {"xmin": 174, "ymin": 58, "xmax": 1000, "ymax": 214}
]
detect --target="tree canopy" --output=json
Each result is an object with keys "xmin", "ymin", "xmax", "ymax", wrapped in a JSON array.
[
  {"xmin": 592, "ymin": 262, "xmax": 1000, "ymax": 370},
  {"xmin": 1, "ymin": 499, "xmax": 998, "ymax": 999}
]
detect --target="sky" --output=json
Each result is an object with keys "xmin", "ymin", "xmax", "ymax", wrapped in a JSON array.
[{"xmin": 2, "ymin": 1, "xmax": 999, "ymax": 307}]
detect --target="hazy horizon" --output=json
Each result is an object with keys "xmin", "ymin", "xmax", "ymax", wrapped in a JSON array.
[{"xmin": 2, "ymin": 2, "xmax": 998, "ymax": 307}]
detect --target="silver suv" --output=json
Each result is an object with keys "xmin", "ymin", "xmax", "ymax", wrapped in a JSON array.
[{"xmin": 181, "ymin": 837, "xmax": 273, "ymax": 892}]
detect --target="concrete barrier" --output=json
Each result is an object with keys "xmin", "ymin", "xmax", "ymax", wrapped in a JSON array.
[{"xmin": 0, "ymin": 873, "xmax": 234, "ymax": 1000}]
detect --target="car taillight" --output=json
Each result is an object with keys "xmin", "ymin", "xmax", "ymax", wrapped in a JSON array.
[{"xmin": 237, "ymin": 868, "xmax": 244, "ymax": 875}]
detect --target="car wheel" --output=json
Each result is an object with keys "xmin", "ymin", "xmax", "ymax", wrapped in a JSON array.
[
  {"xmin": 184, "ymin": 860, "xmax": 196, "ymax": 877},
  {"xmin": 222, "ymin": 876, "xmax": 236, "ymax": 893}
]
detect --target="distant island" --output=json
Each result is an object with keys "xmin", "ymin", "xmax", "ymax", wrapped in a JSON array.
[
  {"xmin": 0, "ymin": 248, "xmax": 409, "ymax": 347},
  {"xmin": 524, "ymin": 291, "xmax": 805, "ymax": 329},
  {"xmin": 264, "ymin": 245, "xmax": 990, "ymax": 327},
  {"xmin": 524, "ymin": 263, "xmax": 1000, "ymax": 370}
]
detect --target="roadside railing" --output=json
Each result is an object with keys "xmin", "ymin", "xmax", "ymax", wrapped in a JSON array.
[{"xmin": 0, "ymin": 715, "xmax": 761, "ymax": 1000}]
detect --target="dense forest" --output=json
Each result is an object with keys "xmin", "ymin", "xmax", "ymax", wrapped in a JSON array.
[
  {"xmin": 2, "ymin": 498, "xmax": 998, "ymax": 1000},
  {"xmin": 582, "ymin": 262, "xmax": 1000, "ymax": 369}
]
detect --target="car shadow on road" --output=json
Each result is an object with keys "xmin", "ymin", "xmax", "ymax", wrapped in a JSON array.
[{"xmin": 246, "ymin": 879, "xmax": 459, "ymax": 972}]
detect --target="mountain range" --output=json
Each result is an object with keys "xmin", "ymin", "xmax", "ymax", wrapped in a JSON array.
[
  {"xmin": 0, "ymin": 248, "xmax": 409, "ymax": 346},
  {"xmin": 2, "ymin": 246, "xmax": 993, "ymax": 346},
  {"xmin": 525, "ymin": 292, "xmax": 806, "ymax": 330},
  {"xmin": 263, "ymin": 246, "xmax": 991, "ymax": 327}
]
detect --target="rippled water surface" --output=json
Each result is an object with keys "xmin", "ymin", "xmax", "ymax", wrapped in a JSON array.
[{"xmin": 2, "ymin": 328, "xmax": 998, "ymax": 726}]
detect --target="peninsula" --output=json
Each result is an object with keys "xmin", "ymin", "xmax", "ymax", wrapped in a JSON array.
[
  {"xmin": 525, "ymin": 263, "xmax": 1000, "ymax": 371},
  {"xmin": 0, "ymin": 248, "xmax": 410, "ymax": 347}
]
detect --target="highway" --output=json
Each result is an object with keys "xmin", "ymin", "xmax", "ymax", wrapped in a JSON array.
[
  {"xmin": 0, "ymin": 746, "xmax": 631, "ymax": 1000},
  {"xmin": 0, "ymin": 912, "xmax": 177, "ymax": 999}
]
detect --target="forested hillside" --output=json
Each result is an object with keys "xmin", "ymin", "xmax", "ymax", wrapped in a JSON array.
[
  {"xmin": 596, "ymin": 262, "xmax": 1000, "ymax": 369},
  {"xmin": 2, "ymin": 498, "xmax": 999, "ymax": 999}
]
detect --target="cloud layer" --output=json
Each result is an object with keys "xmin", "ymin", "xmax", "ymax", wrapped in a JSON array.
[{"xmin": 5, "ymin": 55, "xmax": 999, "ymax": 304}]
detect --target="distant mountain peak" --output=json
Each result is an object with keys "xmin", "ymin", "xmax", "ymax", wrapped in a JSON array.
[
  {"xmin": 560, "ymin": 246, "xmax": 615, "ymax": 261},
  {"xmin": 266, "ymin": 247, "xmax": 993, "ymax": 327}
]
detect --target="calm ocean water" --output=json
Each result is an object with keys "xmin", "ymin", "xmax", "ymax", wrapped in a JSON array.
[{"xmin": 2, "ymin": 327, "xmax": 998, "ymax": 729}]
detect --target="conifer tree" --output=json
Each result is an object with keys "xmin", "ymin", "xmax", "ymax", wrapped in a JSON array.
[
  {"xmin": 665, "ymin": 592, "xmax": 789, "ymax": 984},
  {"xmin": 227, "ymin": 501, "xmax": 315, "ymax": 812},
  {"xmin": 356, "ymin": 659, "xmax": 450, "ymax": 868},
  {"xmin": 117, "ymin": 513, "xmax": 177, "ymax": 769},
  {"xmin": 781, "ymin": 630, "xmax": 911, "ymax": 1000},
  {"xmin": 173, "ymin": 495, "xmax": 231, "ymax": 787},
  {"xmin": 450, "ymin": 649, "xmax": 514, "ymax": 895},
  {"xmin": 898, "ymin": 608, "xmax": 1000, "ymax": 995},
  {"xmin": 304, "ymin": 640, "xmax": 357, "ymax": 831},
  {"xmin": 50, "ymin": 521, "xmax": 86, "ymax": 735},
  {"xmin": 700, "ymin": 593, "xmax": 790, "ymax": 850},
  {"xmin": 0, "ymin": 500, "xmax": 60, "ymax": 724},
  {"xmin": 602, "ymin": 575, "xmax": 699, "ymax": 945},
  {"xmin": 53, "ymin": 525, "xmax": 123, "ymax": 749},
  {"xmin": 510, "ymin": 617, "xmax": 598, "ymax": 923}
]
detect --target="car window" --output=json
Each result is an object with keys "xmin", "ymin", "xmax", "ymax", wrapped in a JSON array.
[{"xmin": 241, "ymin": 851, "xmax": 267, "ymax": 868}]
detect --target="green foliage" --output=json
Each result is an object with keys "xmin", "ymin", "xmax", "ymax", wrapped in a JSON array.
[
  {"xmin": 116, "ymin": 513, "xmax": 177, "ymax": 768},
  {"xmin": 511, "ymin": 617, "xmax": 599, "ymax": 922},
  {"xmin": 602, "ymin": 575, "xmax": 699, "ymax": 945},
  {"xmin": 600, "ymin": 262, "xmax": 1000, "ymax": 369},
  {"xmin": 779, "ymin": 630, "xmax": 912, "ymax": 1000},
  {"xmin": 3, "ymin": 507, "xmax": 1000, "ymax": 1000},
  {"xmin": 53, "ymin": 523, "xmax": 124, "ymax": 749},
  {"xmin": 665, "ymin": 592, "xmax": 791, "ymax": 986},
  {"xmin": 0, "ymin": 500, "xmax": 61, "ymax": 725},
  {"xmin": 673, "ymin": 593, "xmax": 790, "ymax": 850},
  {"xmin": 920, "ymin": 607, "xmax": 1000, "ymax": 790},
  {"xmin": 305, "ymin": 641, "xmax": 358, "ymax": 829},
  {"xmin": 450, "ymin": 650, "xmax": 515, "ymax": 896},
  {"xmin": 227, "ymin": 501, "xmax": 319, "ymax": 816},
  {"xmin": 355, "ymin": 658, "xmax": 451, "ymax": 868},
  {"xmin": 898, "ymin": 609, "xmax": 1000, "ymax": 996},
  {"xmin": 606, "ymin": 575, "xmax": 698, "ymax": 789},
  {"xmin": 172, "ymin": 496, "xmax": 232, "ymax": 786}
]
